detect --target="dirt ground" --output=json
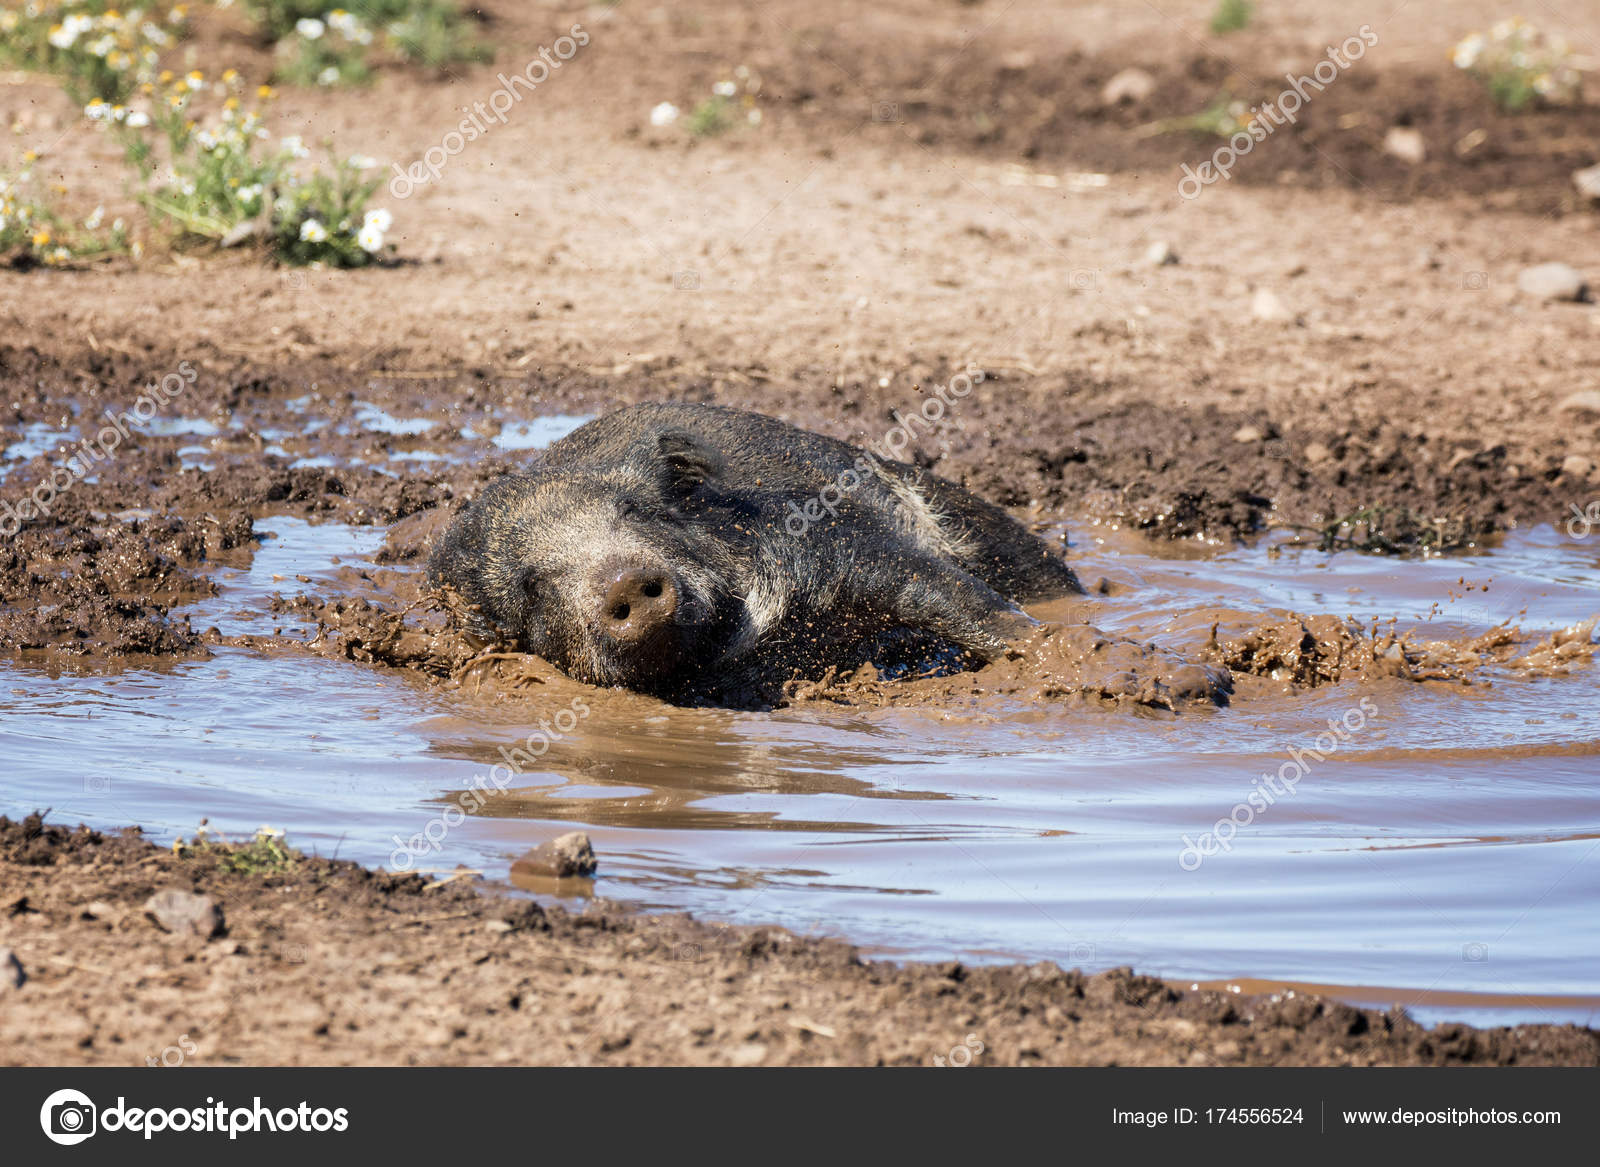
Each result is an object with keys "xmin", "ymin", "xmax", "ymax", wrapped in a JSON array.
[
  {"xmin": 3, "ymin": 0, "xmax": 1600, "ymax": 1063},
  {"xmin": 4, "ymin": 814, "xmax": 1597, "ymax": 1066}
]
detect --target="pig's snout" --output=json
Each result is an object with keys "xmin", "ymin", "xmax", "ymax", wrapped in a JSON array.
[{"xmin": 599, "ymin": 567, "xmax": 679, "ymax": 644}]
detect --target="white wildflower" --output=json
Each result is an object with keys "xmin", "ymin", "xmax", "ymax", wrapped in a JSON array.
[
  {"xmin": 296, "ymin": 17, "xmax": 325, "ymax": 40},
  {"xmin": 649, "ymin": 102, "xmax": 679, "ymax": 126},
  {"xmin": 299, "ymin": 218, "xmax": 327, "ymax": 243},
  {"xmin": 1452, "ymin": 33, "xmax": 1485, "ymax": 70}
]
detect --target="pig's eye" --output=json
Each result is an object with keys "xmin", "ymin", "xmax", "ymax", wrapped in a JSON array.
[{"xmin": 522, "ymin": 571, "xmax": 544, "ymax": 602}]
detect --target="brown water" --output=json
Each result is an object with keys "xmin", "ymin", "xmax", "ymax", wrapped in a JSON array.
[{"xmin": 4, "ymin": 516, "xmax": 1597, "ymax": 1028}]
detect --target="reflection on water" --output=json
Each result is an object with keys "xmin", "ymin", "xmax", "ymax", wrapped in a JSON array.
[{"xmin": 2, "ymin": 519, "xmax": 1597, "ymax": 1028}]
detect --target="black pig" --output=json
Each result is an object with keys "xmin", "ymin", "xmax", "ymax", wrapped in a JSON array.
[{"xmin": 429, "ymin": 402, "xmax": 1082, "ymax": 704}]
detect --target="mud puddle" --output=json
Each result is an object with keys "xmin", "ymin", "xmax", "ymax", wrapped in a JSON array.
[{"xmin": 2, "ymin": 519, "xmax": 1597, "ymax": 1029}]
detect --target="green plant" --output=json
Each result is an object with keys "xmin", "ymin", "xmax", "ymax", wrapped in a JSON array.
[
  {"xmin": 1453, "ymin": 19, "xmax": 1581, "ymax": 112},
  {"xmin": 98, "ymin": 71, "xmax": 392, "ymax": 266},
  {"xmin": 1209, "ymin": 0, "xmax": 1253, "ymax": 35},
  {"xmin": 0, "ymin": 164, "xmax": 129, "ymax": 266},
  {"xmin": 687, "ymin": 95, "xmax": 735, "ymax": 137},
  {"xmin": 1299, "ymin": 504, "xmax": 1471, "ymax": 556},
  {"xmin": 0, "ymin": 2, "xmax": 186, "ymax": 104},
  {"xmin": 180, "ymin": 825, "xmax": 300, "ymax": 874},
  {"xmin": 273, "ymin": 11, "xmax": 374, "ymax": 87},
  {"xmin": 383, "ymin": 1, "xmax": 489, "ymax": 68},
  {"xmin": 682, "ymin": 75, "xmax": 763, "ymax": 137},
  {"xmin": 271, "ymin": 154, "xmax": 386, "ymax": 266},
  {"xmin": 1134, "ymin": 92, "xmax": 1253, "ymax": 140},
  {"xmin": 240, "ymin": 1, "xmax": 486, "ymax": 71}
]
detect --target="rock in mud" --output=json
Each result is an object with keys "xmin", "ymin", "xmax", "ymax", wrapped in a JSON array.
[
  {"xmin": 1100, "ymin": 67, "xmax": 1155, "ymax": 106},
  {"xmin": 143, "ymin": 889, "xmax": 225, "ymax": 939},
  {"xmin": 0, "ymin": 947, "xmax": 24, "ymax": 990},
  {"xmin": 1251, "ymin": 288, "xmax": 1294, "ymax": 323},
  {"xmin": 512, "ymin": 832, "xmax": 597, "ymax": 879},
  {"xmin": 1516, "ymin": 263, "xmax": 1587, "ymax": 303},
  {"xmin": 1557, "ymin": 390, "xmax": 1600, "ymax": 414},
  {"xmin": 1382, "ymin": 126, "xmax": 1426, "ymax": 165},
  {"xmin": 1574, "ymin": 164, "xmax": 1600, "ymax": 203},
  {"xmin": 1561, "ymin": 454, "xmax": 1596, "ymax": 480},
  {"xmin": 1144, "ymin": 240, "xmax": 1178, "ymax": 266}
]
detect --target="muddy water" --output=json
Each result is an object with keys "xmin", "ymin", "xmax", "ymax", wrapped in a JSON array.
[{"xmin": 3, "ymin": 517, "xmax": 1597, "ymax": 1028}]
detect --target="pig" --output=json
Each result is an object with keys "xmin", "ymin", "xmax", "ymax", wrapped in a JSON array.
[{"xmin": 429, "ymin": 402, "xmax": 1084, "ymax": 705}]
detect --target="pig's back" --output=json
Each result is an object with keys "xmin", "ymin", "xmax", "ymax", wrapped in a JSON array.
[{"xmin": 542, "ymin": 402, "xmax": 868, "ymax": 491}]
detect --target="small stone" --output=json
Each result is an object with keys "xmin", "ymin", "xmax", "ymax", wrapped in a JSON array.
[
  {"xmin": 1232, "ymin": 425, "xmax": 1264, "ymax": 443},
  {"xmin": 1383, "ymin": 126, "xmax": 1426, "ymax": 165},
  {"xmin": 1561, "ymin": 454, "xmax": 1596, "ymax": 479},
  {"xmin": 1574, "ymin": 164, "xmax": 1600, "ymax": 202},
  {"xmin": 1304, "ymin": 442, "xmax": 1332, "ymax": 465},
  {"xmin": 0, "ymin": 947, "xmax": 24, "ymax": 990},
  {"xmin": 1557, "ymin": 390, "xmax": 1600, "ymax": 413},
  {"xmin": 1251, "ymin": 288, "xmax": 1294, "ymax": 323},
  {"xmin": 1144, "ymin": 240, "xmax": 1178, "ymax": 266},
  {"xmin": 1101, "ymin": 67, "xmax": 1156, "ymax": 106},
  {"xmin": 729, "ymin": 1042, "xmax": 768, "ymax": 1067},
  {"xmin": 143, "ymin": 889, "xmax": 224, "ymax": 939},
  {"xmin": 219, "ymin": 220, "xmax": 262, "ymax": 248},
  {"xmin": 1517, "ymin": 262, "xmax": 1587, "ymax": 303},
  {"xmin": 511, "ymin": 831, "xmax": 597, "ymax": 879}
]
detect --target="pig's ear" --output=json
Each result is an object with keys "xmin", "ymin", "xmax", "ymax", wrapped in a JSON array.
[{"xmin": 656, "ymin": 431, "xmax": 723, "ymax": 493}]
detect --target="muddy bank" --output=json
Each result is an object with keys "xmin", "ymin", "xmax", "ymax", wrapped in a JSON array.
[{"xmin": 1, "ymin": 814, "xmax": 1594, "ymax": 1067}]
